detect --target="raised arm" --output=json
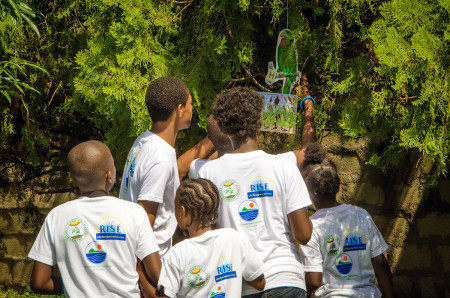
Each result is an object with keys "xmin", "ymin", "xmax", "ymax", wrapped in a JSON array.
[
  {"xmin": 291, "ymin": 73, "xmax": 316, "ymax": 167},
  {"xmin": 177, "ymin": 136, "xmax": 214, "ymax": 180},
  {"xmin": 30, "ymin": 262, "xmax": 63, "ymax": 295}
]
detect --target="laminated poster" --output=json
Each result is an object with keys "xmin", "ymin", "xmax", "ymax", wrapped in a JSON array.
[{"xmin": 258, "ymin": 92, "xmax": 298, "ymax": 134}]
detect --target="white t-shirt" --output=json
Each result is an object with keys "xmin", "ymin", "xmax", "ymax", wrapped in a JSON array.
[
  {"xmin": 189, "ymin": 151, "xmax": 297, "ymax": 179},
  {"xmin": 28, "ymin": 196, "xmax": 159, "ymax": 298},
  {"xmin": 300, "ymin": 204, "xmax": 388, "ymax": 298},
  {"xmin": 119, "ymin": 130, "xmax": 179, "ymax": 256},
  {"xmin": 198, "ymin": 150, "xmax": 312, "ymax": 295},
  {"xmin": 158, "ymin": 228, "xmax": 265, "ymax": 298}
]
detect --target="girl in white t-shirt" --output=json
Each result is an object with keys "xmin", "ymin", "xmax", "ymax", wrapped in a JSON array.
[
  {"xmin": 299, "ymin": 144, "xmax": 394, "ymax": 298},
  {"xmin": 158, "ymin": 178, "xmax": 266, "ymax": 298}
]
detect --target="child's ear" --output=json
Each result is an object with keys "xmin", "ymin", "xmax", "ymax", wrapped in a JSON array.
[
  {"xmin": 176, "ymin": 104, "xmax": 183, "ymax": 118},
  {"xmin": 180, "ymin": 205, "xmax": 187, "ymax": 217}
]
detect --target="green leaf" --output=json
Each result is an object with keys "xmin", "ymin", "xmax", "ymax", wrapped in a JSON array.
[
  {"xmin": 1, "ymin": 90, "xmax": 12, "ymax": 105},
  {"xmin": 20, "ymin": 12, "xmax": 39, "ymax": 38}
]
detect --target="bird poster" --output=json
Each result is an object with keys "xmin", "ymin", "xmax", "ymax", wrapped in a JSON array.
[
  {"xmin": 265, "ymin": 29, "xmax": 300, "ymax": 94},
  {"xmin": 258, "ymin": 92, "xmax": 298, "ymax": 134}
]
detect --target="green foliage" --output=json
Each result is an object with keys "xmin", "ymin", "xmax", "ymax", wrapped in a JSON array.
[{"xmin": 1, "ymin": 0, "xmax": 448, "ymax": 189}]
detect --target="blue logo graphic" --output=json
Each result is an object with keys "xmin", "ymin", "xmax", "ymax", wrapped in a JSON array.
[
  {"xmin": 238, "ymin": 200, "xmax": 259, "ymax": 222},
  {"xmin": 126, "ymin": 156, "xmax": 137, "ymax": 188},
  {"xmin": 215, "ymin": 257, "xmax": 237, "ymax": 282},
  {"xmin": 208, "ymin": 283, "xmax": 226, "ymax": 298},
  {"xmin": 343, "ymin": 229, "xmax": 366, "ymax": 252},
  {"xmin": 335, "ymin": 253, "xmax": 352, "ymax": 275},
  {"xmin": 247, "ymin": 176, "xmax": 273, "ymax": 199},
  {"xmin": 96, "ymin": 217, "xmax": 126, "ymax": 241},
  {"xmin": 85, "ymin": 241, "xmax": 107, "ymax": 264}
]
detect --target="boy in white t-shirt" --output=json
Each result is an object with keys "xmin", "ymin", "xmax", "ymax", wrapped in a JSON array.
[
  {"xmin": 198, "ymin": 87, "xmax": 313, "ymax": 297},
  {"xmin": 158, "ymin": 178, "xmax": 266, "ymax": 297},
  {"xmin": 28, "ymin": 141, "xmax": 161, "ymax": 297},
  {"xmin": 189, "ymin": 74, "xmax": 316, "ymax": 179},
  {"xmin": 299, "ymin": 143, "xmax": 394, "ymax": 298}
]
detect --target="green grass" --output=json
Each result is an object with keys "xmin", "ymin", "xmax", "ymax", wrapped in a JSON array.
[{"xmin": 0, "ymin": 286, "xmax": 63, "ymax": 298}]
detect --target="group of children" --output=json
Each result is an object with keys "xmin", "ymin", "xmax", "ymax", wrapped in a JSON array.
[{"xmin": 28, "ymin": 76, "xmax": 394, "ymax": 297}]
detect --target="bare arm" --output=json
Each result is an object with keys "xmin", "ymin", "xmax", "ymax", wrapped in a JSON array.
[
  {"xmin": 372, "ymin": 254, "xmax": 394, "ymax": 298},
  {"xmin": 247, "ymin": 274, "xmax": 266, "ymax": 291},
  {"xmin": 138, "ymin": 201, "xmax": 159, "ymax": 226},
  {"xmin": 292, "ymin": 73, "xmax": 316, "ymax": 167},
  {"xmin": 177, "ymin": 136, "xmax": 214, "ymax": 180},
  {"xmin": 30, "ymin": 262, "xmax": 62, "ymax": 295},
  {"xmin": 305, "ymin": 272, "xmax": 322, "ymax": 297},
  {"xmin": 138, "ymin": 251, "xmax": 163, "ymax": 298},
  {"xmin": 287, "ymin": 208, "xmax": 313, "ymax": 245}
]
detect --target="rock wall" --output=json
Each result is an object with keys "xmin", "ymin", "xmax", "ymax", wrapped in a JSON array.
[{"xmin": 1, "ymin": 133, "xmax": 449, "ymax": 297}]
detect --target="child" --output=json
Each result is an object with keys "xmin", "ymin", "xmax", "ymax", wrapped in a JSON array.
[
  {"xmin": 189, "ymin": 74, "xmax": 316, "ymax": 179},
  {"xmin": 299, "ymin": 143, "xmax": 394, "ymax": 297},
  {"xmin": 28, "ymin": 140, "xmax": 161, "ymax": 297},
  {"xmin": 157, "ymin": 178, "xmax": 266, "ymax": 297},
  {"xmin": 198, "ymin": 87, "xmax": 312, "ymax": 297},
  {"xmin": 119, "ymin": 76, "xmax": 213, "ymax": 256}
]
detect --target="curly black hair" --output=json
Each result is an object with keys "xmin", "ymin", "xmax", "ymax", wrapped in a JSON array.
[
  {"xmin": 300, "ymin": 143, "xmax": 340, "ymax": 201},
  {"xmin": 175, "ymin": 178, "xmax": 220, "ymax": 229},
  {"xmin": 212, "ymin": 87, "xmax": 263, "ymax": 146},
  {"xmin": 145, "ymin": 77, "xmax": 189, "ymax": 123}
]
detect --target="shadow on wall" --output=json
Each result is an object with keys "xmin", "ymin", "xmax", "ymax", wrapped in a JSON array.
[{"xmin": 324, "ymin": 135, "xmax": 450, "ymax": 298}]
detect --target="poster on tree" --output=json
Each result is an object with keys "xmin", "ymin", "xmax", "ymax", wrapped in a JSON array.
[{"xmin": 258, "ymin": 92, "xmax": 298, "ymax": 134}]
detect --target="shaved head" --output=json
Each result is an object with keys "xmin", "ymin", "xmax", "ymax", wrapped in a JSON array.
[
  {"xmin": 207, "ymin": 115, "xmax": 233, "ymax": 155},
  {"xmin": 67, "ymin": 140, "xmax": 116, "ymax": 193}
]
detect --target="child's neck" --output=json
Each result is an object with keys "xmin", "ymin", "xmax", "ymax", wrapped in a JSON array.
[
  {"xmin": 232, "ymin": 137, "xmax": 258, "ymax": 154},
  {"xmin": 315, "ymin": 198, "xmax": 340, "ymax": 210},
  {"xmin": 187, "ymin": 223, "xmax": 212, "ymax": 238},
  {"xmin": 150, "ymin": 121, "xmax": 178, "ymax": 148}
]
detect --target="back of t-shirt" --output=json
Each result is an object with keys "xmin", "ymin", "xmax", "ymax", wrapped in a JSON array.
[
  {"xmin": 301, "ymin": 204, "xmax": 388, "ymax": 297},
  {"xmin": 198, "ymin": 150, "xmax": 311, "ymax": 294},
  {"xmin": 119, "ymin": 130, "xmax": 179, "ymax": 256},
  {"xmin": 28, "ymin": 196, "xmax": 159, "ymax": 298},
  {"xmin": 158, "ymin": 228, "xmax": 264, "ymax": 298}
]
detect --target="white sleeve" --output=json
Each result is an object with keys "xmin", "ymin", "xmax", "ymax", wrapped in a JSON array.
[
  {"xmin": 300, "ymin": 230, "xmax": 323, "ymax": 272},
  {"xmin": 284, "ymin": 162, "xmax": 312, "ymax": 215},
  {"xmin": 188, "ymin": 159, "xmax": 199, "ymax": 179},
  {"xmin": 28, "ymin": 213, "xmax": 56, "ymax": 266},
  {"xmin": 239, "ymin": 233, "xmax": 265, "ymax": 281},
  {"xmin": 367, "ymin": 213, "xmax": 388, "ymax": 258},
  {"xmin": 158, "ymin": 246, "xmax": 183, "ymax": 298},
  {"xmin": 137, "ymin": 160, "xmax": 173, "ymax": 203},
  {"xmin": 135, "ymin": 207, "xmax": 160, "ymax": 260},
  {"xmin": 277, "ymin": 151, "xmax": 297, "ymax": 165}
]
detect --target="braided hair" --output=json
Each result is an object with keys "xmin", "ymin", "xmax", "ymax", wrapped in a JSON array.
[
  {"xmin": 300, "ymin": 143, "xmax": 340, "ymax": 201},
  {"xmin": 175, "ymin": 178, "xmax": 220, "ymax": 228}
]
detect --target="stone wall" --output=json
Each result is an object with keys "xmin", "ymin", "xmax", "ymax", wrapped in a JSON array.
[{"xmin": 1, "ymin": 133, "xmax": 449, "ymax": 297}]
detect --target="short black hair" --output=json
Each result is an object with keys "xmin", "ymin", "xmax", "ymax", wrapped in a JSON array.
[
  {"xmin": 145, "ymin": 77, "xmax": 189, "ymax": 123},
  {"xmin": 212, "ymin": 87, "xmax": 263, "ymax": 146},
  {"xmin": 300, "ymin": 143, "xmax": 340, "ymax": 201},
  {"xmin": 175, "ymin": 178, "xmax": 220, "ymax": 229}
]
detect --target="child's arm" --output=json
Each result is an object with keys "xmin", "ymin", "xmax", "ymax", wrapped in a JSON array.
[
  {"xmin": 138, "ymin": 252, "xmax": 163, "ymax": 298},
  {"xmin": 305, "ymin": 272, "xmax": 322, "ymax": 296},
  {"xmin": 288, "ymin": 208, "xmax": 313, "ymax": 245},
  {"xmin": 371, "ymin": 254, "xmax": 394, "ymax": 298},
  {"xmin": 30, "ymin": 261, "xmax": 63, "ymax": 295},
  {"xmin": 247, "ymin": 274, "xmax": 266, "ymax": 291},
  {"xmin": 177, "ymin": 136, "xmax": 214, "ymax": 180}
]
